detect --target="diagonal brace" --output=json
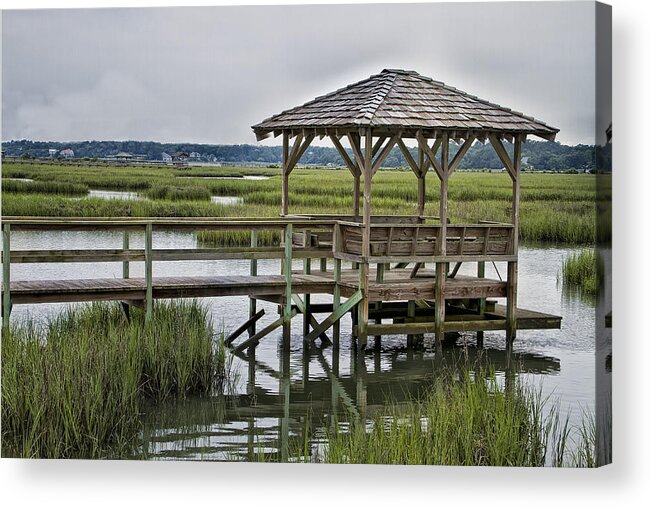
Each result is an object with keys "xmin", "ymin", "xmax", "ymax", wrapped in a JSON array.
[
  {"xmin": 305, "ymin": 290, "xmax": 363, "ymax": 344},
  {"xmin": 232, "ymin": 309, "xmax": 297, "ymax": 354}
]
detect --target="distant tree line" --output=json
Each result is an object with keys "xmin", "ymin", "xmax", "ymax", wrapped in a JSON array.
[{"xmin": 1, "ymin": 139, "xmax": 610, "ymax": 172}]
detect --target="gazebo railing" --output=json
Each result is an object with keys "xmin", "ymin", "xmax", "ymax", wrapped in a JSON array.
[{"xmin": 333, "ymin": 221, "xmax": 516, "ymax": 264}]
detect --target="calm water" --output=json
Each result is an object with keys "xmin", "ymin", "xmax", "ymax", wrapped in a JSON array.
[
  {"xmin": 8, "ymin": 230, "xmax": 611, "ymax": 462},
  {"xmin": 85, "ymin": 188, "xmax": 243, "ymax": 205}
]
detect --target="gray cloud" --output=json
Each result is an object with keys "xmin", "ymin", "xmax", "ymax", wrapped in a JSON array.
[{"xmin": 3, "ymin": 3, "xmax": 597, "ymax": 145}]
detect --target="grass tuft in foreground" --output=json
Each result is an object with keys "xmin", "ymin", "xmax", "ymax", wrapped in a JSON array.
[
  {"xmin": 315, "ymin": 366, "xmax": 593, "ymax": 467},
  {"xmin": 1, "ymin": 300, "xmax": 225, "ymax": 459}
]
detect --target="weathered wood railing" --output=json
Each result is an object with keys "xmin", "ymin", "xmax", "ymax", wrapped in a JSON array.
[
  {"xmin": 0, "ymin": 217, "xmax": 336, "ymax": 330},
  {"xmin": 333, "ymin": 221, "xmax": 516, "ymax": 264}
]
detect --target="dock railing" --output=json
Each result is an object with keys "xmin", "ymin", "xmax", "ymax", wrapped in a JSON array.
[
  {"xmin": 0, "ymin": 216, "xmax": 336, "ymax": 328},
  {"xmin": 333, "ymin": 221, "xmax": 516, "ymax": 264}
]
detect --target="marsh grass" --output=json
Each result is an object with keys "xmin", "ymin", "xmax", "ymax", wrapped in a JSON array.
[
  {"xmin": 560, "ymin": 249, "xmax": 603, "ymax": 296},
  {"xmin": 1, "ymin": 300, "xmax": 225, "ymax": 459},
  {"xmin": 2, "ymin": 178, "xmax": 89, "ymax": 196},
  {"xmin": 313, "ymin": 365, "xmax": 595, "ymax": 467},
  {"xmin": 2, "ymin": 161, "xmax": 607, "ymax": 244},
  {"xmin": 145, "ymin": 184, "xmax": 212, "ymax": 201}
]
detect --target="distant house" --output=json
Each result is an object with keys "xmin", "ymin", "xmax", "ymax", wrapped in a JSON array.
[
  {"xmin": 189, "ymin": 151, "xmax": 201, "ymax": 160},
  {"xmin": 161, "ymin": 152, "xmax": 172, "ymax": 164},
  {"xmin": 114, "ymin": 152, "xmax": 134, "ymax": 162},
  {"xmin": 172, "ymin": 151, "xmax": 189, "ymax": 168},
  {"xmin": 48, "ymin": 148, "xmax": 58, "ymax": 158},
  {"xmin": 59, "ymin": 148, "xmax": 74, "ymax": 158}
]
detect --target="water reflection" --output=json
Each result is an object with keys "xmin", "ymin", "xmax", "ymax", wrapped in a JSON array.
[{"xmin": 138, "ymin": 345, "xmax": 560, "ymax": 462}]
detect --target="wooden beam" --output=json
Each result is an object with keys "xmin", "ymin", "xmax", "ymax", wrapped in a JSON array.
[
  {"xmin": 421, "ymin": 137, "xmax": 442, "ymax": 175},
  {"xmin": 511, "ymin": 135, "xmax": 522, "ymax": 250},
  {"xmin": 122, "ymin": 231, "xmax": 130, "ymax": 279},
  {"xmin": 292, "ymin": 293, "xmax": 331, "ymax": 344},
  {"xmin": 286, "ymin": 133, "xmax": 315, "ymax": 174},
  {"xmin": 330, "ymin": 135, "xmax": 359, "ymax": 177},
  {"xmin": 282, "ymin": 132, "xmax": 289, "ymax": 215},
  {"xmin": 226, "ymin": 309, "xmax": 265, "ymax": 346},
  {"xmin": 332, "ymin": 257, "xmax": 342, "ymax": 347},
  {"xmin": 232, "ymin": 310, "xmax": 297, "ymax": 354},
  {"xmin": 305, "ymin": 290, "xmax": 363, "ymax": 344},
  {"xmin": 346, "ymin": 132, "xmax": 366, "ymax": 172},
  {"xmin": 435, "ymin": 133, "xmax": 449, "ymax": 348},
  {"xmin": 371, "ymin": 133, "xmax": 400, "ymax": 176},
  {"xmin": 488, "ymin": 135, "xmax": 515, "ymax": 179},
  {"xmin": 248, "ymin": 230, "xmax": 258, "ymax": 337},
  {"xmin": 358, "ymin": 127, "xmax": 373, "ymax": 349},
  {"xmin": 282, "ymin": 223, "xmax": 293, "ymax": 346},
  {"xmin": 144, "ymin": 222, "xmax": 153, "ymax": 321},
  {"xmin": 372, "ymin": 136, "xmax": 388, "ymax": 159},
  {"xmin": 416, "ymin": 131, "xmax": 443, "ymax": 180},
  {"xmin": 397, "ymin": 138, "xmax": 420, "ymax": 176},
  {"xmin": 2, "ymin": 223, "xmax": 11, "ymax": 330},
  {"xmin": 449, "ymin": 135, "xmax": 476, "ymax": 174}
]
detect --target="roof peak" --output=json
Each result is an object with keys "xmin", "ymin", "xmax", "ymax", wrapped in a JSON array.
[
  {"xmin": 381, "ymin": 68, "xmax": 419, "ymax": 75},
  {"xmin": 253, "ymin": 69, "xmax": 559, "ymax": 141}
]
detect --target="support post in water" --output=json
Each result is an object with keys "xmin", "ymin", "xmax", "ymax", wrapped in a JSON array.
[
  {"xmin": 145, "ymin": 222, "xmax": 153, "ymax": 321},
  {"xmin": 249, "ymin": 230, "xmax": 258, "ymax": 337},
  {"xmin": 506, "ymin": 135, "xmax": 522, "ymax": 359},
  {"xmin": 2, "ymin": 223, "xmax": 11, "ymax": 331},
  {"xmin": 282, "ymin": 223, "xmax": 293, "ymax": 348},
  {"xmin": 357, "ymin": 127, "xmax": 373, "ymax": 351},
  {"xmin": 122, "ymin": 230, "xmax": 130, "ymax": 279},
  {"xmin": 434, "ymin": 132, "xmax": 449, "ymax": 351},
  {"xmin": 303, "ymin": 230, "xmax": 312, "ymax": 338},
  {"xmin": 333, "ymin": 257, "xmax": 341, "ymax": 348},
  {"xmin": 477, "ymin": 260, "xmax": 486, "ymax": 348}
]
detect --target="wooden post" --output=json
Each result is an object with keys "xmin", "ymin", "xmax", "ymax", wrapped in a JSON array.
[
  {"xmin": 281, "ymin": 132, "xmax": 289, "ymax": 216},
  {"xmin": 279, "ymin": 346, "xmax": 290, "ymax": 462},
  {"xmin": 122, "ymin": 230, "xmax": 130, "ymax": 279},
  {"xmin": 407, "ymin": 299, "xmax": 415, "ymax": 348},
  {"xmin": 2, "ymin": 223, "xmax": 11, "ymax": 331},
  {"xmin": 333, "ymin": 257, "xmax": 341, "ymax": 348},
  {"xmin": 145, "ymin": 222, "xmax": 153, "ymax": 321},
  {"xmin": 282, "ymin": 223, "xmax": 293, "ymax": 348},
  {"xmin": 303, "ymin": 230, "xmax": 312, "ymax": 338},
  {"xmin": 434, "ymin": 133, "xmax": 449, "ymax": 350},
  {"xmin": 417, "ymin": 144, "xmax": 426, "ymax": 216},
  {"xmin": 248, "ymin": 230, "xmax": 258, "ymax": 337},
  {"xmin": 357, "ymin": 128, "xmax": 373, "ymax": 350},
  {"xmin": 506, "ymin": 136, "xmax": 522, "ymax": 354},
  {"xmin": 374, "ymin": 264, "xmax": 385, "ymax": 348},
  {"xmin": 353, "ymin": 174, "xmax": 361, "ymax": 219},
  {"xmin": 477, "ymin": 261, "xmax": 486, "ymax": 348}
]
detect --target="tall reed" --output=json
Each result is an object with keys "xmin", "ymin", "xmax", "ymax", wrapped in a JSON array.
[
  {"xmin": 560, "ymin": 249, "xmax": 602, "ymax": 295},
  {"xmin": 1, "ymin": 300, "xmax": 225, "ymax": 459},
  {"xmin": 315, "ymin": 365, "xmax": 594, "ymax": 467}
]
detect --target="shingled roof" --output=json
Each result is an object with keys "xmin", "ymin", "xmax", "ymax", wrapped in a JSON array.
[{"xmin": 252, "ymin": 69, "xmax": 558, "ymax": 141}]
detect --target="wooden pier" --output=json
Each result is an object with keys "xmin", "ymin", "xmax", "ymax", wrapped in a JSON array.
[
  {"xmin": 1, "ymin": 215, "xmax": 560, "ymax": 355},
  {"xmin": 1, "ymin": 69, "xmax": 564, "ymax": 356}
]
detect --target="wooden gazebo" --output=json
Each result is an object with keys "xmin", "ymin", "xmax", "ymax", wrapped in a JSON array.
[{"xmin": 252, "ymin": 69, "xmax": 560, "ymax": 351}]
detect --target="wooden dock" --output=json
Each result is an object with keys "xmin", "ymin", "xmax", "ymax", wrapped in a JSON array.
[{"xmin": 1, "ymin": 216, "xmax": 561, "ymax": 354}]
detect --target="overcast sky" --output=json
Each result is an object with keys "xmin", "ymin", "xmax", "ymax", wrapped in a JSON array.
[{"xmin": 2, "ymin": 2, "xmax": 600, "ymax": 146}]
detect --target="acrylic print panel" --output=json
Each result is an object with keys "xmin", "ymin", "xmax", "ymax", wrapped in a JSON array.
[{"xmin": 1, "ymin": 1, "xmax": 611, "ymax": 466}]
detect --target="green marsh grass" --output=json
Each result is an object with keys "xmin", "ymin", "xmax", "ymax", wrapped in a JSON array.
[
  {"xmin": 1, "ymin": 300, "xmax": 225, "ymax": 459},
  {"xmin": 145, "ymin": 184, "xmax": 212, "ymax": 201},
  {"xmin": 314, "ymin": 365, "xmax": 594, "ymax": 467},
  {"xmin": 2, "ymin": 178, "xmax": 89, "ymax": 196},
  {"xmin": 2, "ymin": 161, "xmax": 605, "ymax": 245},
  {"xmin": 560, "ymin": 249, "xmax": 602, "ymax": 296}
]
